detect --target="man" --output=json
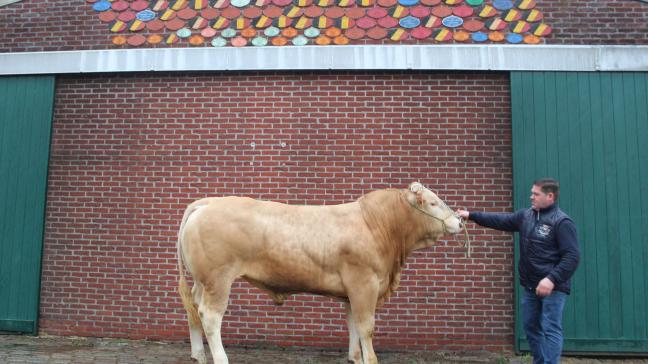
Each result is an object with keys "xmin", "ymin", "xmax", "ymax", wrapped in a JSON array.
[{"xmin": 457, "ymin": 178, "xmax": 579, "ymax": 364}]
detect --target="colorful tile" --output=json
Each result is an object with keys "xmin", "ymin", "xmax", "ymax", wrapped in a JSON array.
[{"xmin": 90, "ymin": 0, "xmax": 553, "ymax": 46}]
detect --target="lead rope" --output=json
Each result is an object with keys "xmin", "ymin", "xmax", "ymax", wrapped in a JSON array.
[
  {"xmin": 439, "ymin": 198, "xmax": 471, "ymax": 258},
  {"xmin": 462, "ymin": 217, "xmax": 471, "ymax": 258}
]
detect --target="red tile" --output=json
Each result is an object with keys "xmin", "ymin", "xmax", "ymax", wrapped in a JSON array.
[
  {"xmin": 462, "ymin": 19, "xmax": 483, "ymax": 31},
  {"xmin": 165, "ymin": 18, "xmax": 186, "ymax": 30},
  {"xmin": 366, "ymin": 26, "xmax": 387, "ymax": 39},
  {"xmin": 453, "ymin": 4, "xmax": 473, "ymax": 17},
  {"xmin": 411, "ymin": 26, "xmax": 432, "ymax": 39},
  {"xmin": 200, "ymin": 7, "xmax": 220, "ymax": 19},
  {"xmin": 201, "ymin": 27, "xmax": 218, "ymax": 37},
  {"xmin": 177, "ymin": 7, "xmax": 198, "ymax": 20},
  {"xmin": 263, "ymin": 5, "xmax": 284, "ymax": 18},
  {"xmin": 130, "ymin": 0, "xmax": 150, "ymax": 11},
  {"xmin": 356, "ymin": 16, "xmax": 377, "ymax": 29},
  {"xmin": 367, "ymin": 7, "xmax": 387, "ymax": 19},
  {"xmin": 344, "ymin": 26, "xmax": 366, "ymax": 39},
  {"xmin": 112, "ymin": 0, "xmax": 130, "ymax": 11},
  {"xmin": 431, "ymin": 5, "xmax": 452, "ymax": 17},
  {"xmin": 221, "ymin": 6, "xmax": 242, "ymax": 19},
  {"xmin": 232, "ymin": 36, "xmax": 248, "ymax": 46},
  {"xmin": 325, "ymin": 7, "xmax": 345, "ymax": 19},
  {"xmin": 127, "ymin": 34, "xmax": 147, "ymax": 46},
  {"xmin": 147, "ymin": 19, "xmax": 166, "ymax": 31},
  {"xmin": 98, "ymin": 10, "xmax": 117, "ymax": 23},
  {"xmin": 345, "ymin": 7, "xmax": 366, "ymax": 19},
  {"xmin": 117, "ymin": 10, "xmax": 135, "ymax": 22},
  {"xmin": 304, "ymin": 5, "xmax": 325, "ymax": 17},
  {"xmin": 409, "ymin": 5, "xmax": 431, "ymax": 18},
  {"xmin": 377, "ymin": 16, "xmax": 398, "ymax": 28},
  {"xmin": 377, "ymin": 0, "xmax": 397, "ymax": 7},
  {"xmin": 243, "ymin": 6, "xmax": 263, "ymax": 18}
]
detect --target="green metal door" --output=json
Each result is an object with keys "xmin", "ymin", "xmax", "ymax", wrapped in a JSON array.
[
  {"xmin": 511, "ymin": 72, "xmax": 648, "ymax": 353},
  {"xmin": 0, "ymin": 75, "xmax": 55, "ymax": 334}
]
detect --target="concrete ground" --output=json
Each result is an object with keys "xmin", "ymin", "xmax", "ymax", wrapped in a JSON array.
[{"xmin": 1, "ymin": 334, "xmax": 647, "ymax": 364}]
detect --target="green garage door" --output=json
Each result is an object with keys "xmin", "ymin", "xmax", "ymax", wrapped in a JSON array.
[
  {"xmin": 0, "ymin": 76, "xmax": 55, "ymax": 334},
  {"xmin": 511, "ymin": 72, "xmax": 648, "ymax": 353}
]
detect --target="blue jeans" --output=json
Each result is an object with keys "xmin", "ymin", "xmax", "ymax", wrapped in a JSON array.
[{"xmin": 521, "ymin": 289, "xmax": 567, "ymax": 364}]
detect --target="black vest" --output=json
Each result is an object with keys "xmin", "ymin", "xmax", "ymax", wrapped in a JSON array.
[{"xmin": 518, "ymin": 204, "xmax": 571, "ymax": 293}]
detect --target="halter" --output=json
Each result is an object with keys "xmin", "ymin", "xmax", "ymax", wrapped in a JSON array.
[{"xmin": 400, "ymin": 191, "xmax": 471, "ymax": 257}]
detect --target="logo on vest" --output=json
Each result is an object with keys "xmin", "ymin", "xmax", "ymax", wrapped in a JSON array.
[{"xmin": 536, "ymin": 224, "xmax": 552, "ymax": 237}]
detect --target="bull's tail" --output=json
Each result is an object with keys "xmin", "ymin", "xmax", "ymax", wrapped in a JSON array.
[{"xmin": 177, "ymin": 202, "xmax": 202, "ymax": 329}]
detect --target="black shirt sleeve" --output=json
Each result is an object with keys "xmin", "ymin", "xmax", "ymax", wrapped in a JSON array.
[
  {"xmin": 469, "ymin": 210, "xmax": 524, "ymax": 232},
  {"xmin": 547, "ymin": 218, "xmax": 580, "ymax": 286}
]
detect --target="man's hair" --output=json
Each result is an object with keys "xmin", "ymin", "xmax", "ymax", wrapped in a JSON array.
[{"xmin": 534, "ymin": 178, "xmax": 560, "ymax": 200}]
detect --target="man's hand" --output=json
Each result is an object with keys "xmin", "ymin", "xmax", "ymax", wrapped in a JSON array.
[
  {"xmin": 536, "ymin": 277, "xmax": 555, "ymax": 297},
  {"xmin": 456, "ymin": 209, "xmax": 469, "ymax": 219}
]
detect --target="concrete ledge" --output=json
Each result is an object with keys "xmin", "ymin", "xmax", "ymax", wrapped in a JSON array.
[{"xmin": 1, "ymin": 45, "xmax": 647, "ymax": 75}]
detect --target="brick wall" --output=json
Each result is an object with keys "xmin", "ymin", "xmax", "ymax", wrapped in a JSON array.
[
  {"xmin": 1, "ymin": 0, "xmax": 647, "ymax": 52},
  {"xmin": 40, "ymin": 71, "xmax": 515, "ymax": 352}
]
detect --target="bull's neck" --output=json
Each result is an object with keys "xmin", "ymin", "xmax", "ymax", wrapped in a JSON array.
[{"xmin": 359, "ymin": 190, "xmax": 444, "ymax": 266}]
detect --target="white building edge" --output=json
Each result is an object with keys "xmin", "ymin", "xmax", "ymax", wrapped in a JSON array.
[{"xmin": 1, "ymin": 45, "xmax": 648, "ymax": 75}]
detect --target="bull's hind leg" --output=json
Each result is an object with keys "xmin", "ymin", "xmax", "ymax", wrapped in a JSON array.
[
  {"xmin": 189, "ymin": 283, "xmax": 207, "ymax": 364},
  {"xmin": 346, "ymin": 303, "xmax": 362, "ymax": 364},
  {"xmin": 199, "ymin": 272, "xmax": 236, "ymax": 364}
]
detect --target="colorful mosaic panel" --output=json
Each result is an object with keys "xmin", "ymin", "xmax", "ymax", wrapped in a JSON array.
[{"xmin": 88, "ymin": 0, "xmax": 552, "ymax": 47}]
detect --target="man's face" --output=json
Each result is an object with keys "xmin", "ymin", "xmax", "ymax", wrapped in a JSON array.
[{"xmin": 530, "ymin": 184, "xmax": 555, "ymax": 211}]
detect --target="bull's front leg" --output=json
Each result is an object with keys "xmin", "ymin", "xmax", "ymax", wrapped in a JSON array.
[
  {"xmin": 345, "ymin": 302, "xmax": 362, "ymax": 364},
  {"xmin": 343, "ymin": 271, "xmax": 379, "ymax": 364}
]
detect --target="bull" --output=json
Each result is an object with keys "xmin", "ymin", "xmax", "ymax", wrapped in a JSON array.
[{"xmin": 177, "ymin": 182, "xmax": 464, "ymax": 364}]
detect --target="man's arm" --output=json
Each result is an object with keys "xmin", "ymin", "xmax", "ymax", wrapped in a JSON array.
[
  {"xmin": 459, "ymin": 210, "xmax": 524, "ymax": 232},
  {"xmin": 546, "ymin": 219, "xmax": 580, "ymax": 288}
]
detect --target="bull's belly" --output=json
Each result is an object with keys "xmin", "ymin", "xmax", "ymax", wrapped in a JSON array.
[{"xmin": 241, "ymin": 260, "xmax": 347, "ymax": 298}]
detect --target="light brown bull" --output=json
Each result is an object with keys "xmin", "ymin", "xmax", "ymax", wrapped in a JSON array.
[{"xmin": 177, "ymin": 182, "xmax": 463, "ymax": 364}]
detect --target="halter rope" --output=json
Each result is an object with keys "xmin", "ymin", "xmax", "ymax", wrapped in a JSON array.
[{"xmin": 401, "ymin": 191, "xmax": 471, "ymax": 257}]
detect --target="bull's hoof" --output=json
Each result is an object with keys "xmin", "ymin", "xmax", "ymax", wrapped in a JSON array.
[
  {"xmin": 191, "ymin": 350, "xmax": 207, "ymax": 364},
  {"xmin": 348, "ymin": 355, "xmax": 362, "ymax": 364}
]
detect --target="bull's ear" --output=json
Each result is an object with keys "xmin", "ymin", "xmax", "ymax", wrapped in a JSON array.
[{"xmin": 409, "ymin": 182, "xmax": 425, "ymax": 193}]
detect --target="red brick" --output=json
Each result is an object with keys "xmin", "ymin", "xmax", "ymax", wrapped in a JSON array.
[{"xmin": 38, "ymin": 72, "xmax": 515, "ymax": 353}]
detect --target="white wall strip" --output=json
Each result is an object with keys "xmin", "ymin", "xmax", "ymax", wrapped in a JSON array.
[
  {"xmin": 0, "ymin": 0, "xmax": 23, "ymax": 7},
  {"xmin": 1, "ymin": 45, "xmax": 647, "ymax": 75}
]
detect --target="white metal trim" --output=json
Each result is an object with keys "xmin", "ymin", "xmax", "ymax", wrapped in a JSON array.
[
  {"xmin": 0, "ymin": 0, "xmax": 22, "ymax": 7},
  {"xmin": 1, "ymin": 45, "xmax": 647, "ymax": 75}
]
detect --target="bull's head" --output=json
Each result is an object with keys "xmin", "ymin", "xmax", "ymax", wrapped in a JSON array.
[{"xmin": 409, "ymin": 182, "xmax": 463, "ymax": 235}]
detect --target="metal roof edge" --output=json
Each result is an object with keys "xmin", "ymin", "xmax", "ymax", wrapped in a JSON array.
[{"xmin": 1, "ymin": 45, "xmax": 647, "ymax": 75}]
